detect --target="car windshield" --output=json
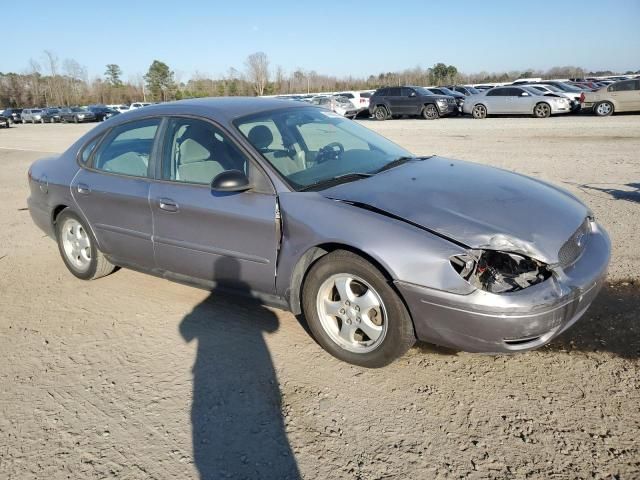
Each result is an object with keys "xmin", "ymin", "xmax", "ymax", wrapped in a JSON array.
[
  {"xmin": 32, "ymin": 109, "xmax": 42, "ymax": 113},
  {"xmin": 333, "ymin": 97, "xmax": 351, "ymax": 105},
  {"xmin": 414, "ymin": 87, "xmax": 433, "ymax": 96},
  {"xmin": 439, "ymin": 87, "xmax": 456, "ymax": 95},
  {"xmin": 466, "ymin": 86, "xmax": 481, "ymax": 94},
  {"xmin": 555, "ymin": 83, "xmax": 583, "ymax": 92},
  {"xmin": 235, "ymin": 107, "xmax": 413, "ymax": 191},
  {"xmin": 521, "ymin": 86, "xmax": 543, "ymax": 95},
  {"xmin": 539, "ymin": 84, "xmax": 562, "ymax": 92},
  {"xmin": 47, "ymin": 109, "xmax": 59, "ymax": 113},
  {"xmin": 71, "ymin": 107, "xmax": 86, "ymax": 112}
]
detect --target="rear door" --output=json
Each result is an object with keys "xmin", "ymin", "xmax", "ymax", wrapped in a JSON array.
[
  {"xmin": 149, "ymin": 116, "xmax": 279, "ymax": 294},
  {"xmin": 485, "ymin": 88, "xmax": 508, "ymax": 113},
  {"xmin": 71, "ymin": 118, "xmax": 160, "ymax": 269},
  {"xmin": 386, "ymin": 87, "xmax": 403, "ymax": 114},
  {"xmin": 608, "ymin": 80, "xmax": 640, "ymax": 111}
]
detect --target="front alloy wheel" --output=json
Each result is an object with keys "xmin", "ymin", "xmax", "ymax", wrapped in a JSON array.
[
  {"xmin": 302, "ymin": 250, "xmax": 415, "ymax": 367},
  {"xmin": 534, "ymin": 102, "xmax": 551, "ymax": 118},
  {"xmin": 422, "ymin": 104, "xmax": 440, "ymax": 120}
]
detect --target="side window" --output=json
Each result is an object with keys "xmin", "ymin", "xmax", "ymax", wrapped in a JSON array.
[
  {"xmin": 609, "ymin": 81, "xmax": 635, "ymax": 92},
  {"xmin": 162, "ymin": 117, "xmax": 248, "ymax": 185},
  {"xmin": 79, "ymin": 136, "xmax": 102, "ymax": 164},
  {"xmin": 388, "ymin": 87, "xmax": 401, "ymax": 96},
  {"xmin": 401, "ymin": 87, "xmax": 415, "ymax": 97},
  {"xmin": 93, "ymin": 118, "xmax": 160, "ymax": 177},
  {"xmin": 486, "ymin": 88, "xmax": 501, "ymax": 96},
  {"xmin": 511, "ymin": 88, "xmax": 525, "ymax": 96}
]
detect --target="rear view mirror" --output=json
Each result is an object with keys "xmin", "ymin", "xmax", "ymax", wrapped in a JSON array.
[{"xmin": 211, "ymin": 170, "xmax": 252, "ymax": 192}]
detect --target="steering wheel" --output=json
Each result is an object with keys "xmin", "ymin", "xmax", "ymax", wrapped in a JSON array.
[{"xmin": 315, "ymin": 142, "xmax": 345, "ymax": 164}]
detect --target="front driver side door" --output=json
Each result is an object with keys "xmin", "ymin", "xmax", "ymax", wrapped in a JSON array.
[{"xmin": 149, "ymin": 116, "xmax": 279, "ymax": 295}]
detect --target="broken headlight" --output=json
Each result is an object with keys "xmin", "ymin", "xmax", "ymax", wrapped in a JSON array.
[{"xmin": 450, "ymin": 250, "xmax": 551, "ymax": 294}]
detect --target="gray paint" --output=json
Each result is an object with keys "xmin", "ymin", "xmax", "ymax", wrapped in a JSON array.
[{"xmin": 27, "ymin": 97, "xmax": 611, "ymax": 353}]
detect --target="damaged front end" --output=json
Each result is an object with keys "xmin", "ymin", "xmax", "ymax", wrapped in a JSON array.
[{"xmin": 450, "ymin": 250, "xmax": 552, "ymax": 294}]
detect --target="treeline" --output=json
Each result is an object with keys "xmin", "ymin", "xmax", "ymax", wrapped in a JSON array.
[{"xmin": 1, "ymin": 50, "xmax": 637, "ymax": 107}]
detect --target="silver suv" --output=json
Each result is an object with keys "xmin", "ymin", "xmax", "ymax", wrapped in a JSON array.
[{"xmin": 21, "ymin": 109, "xmax": 44, "ymax": 123}]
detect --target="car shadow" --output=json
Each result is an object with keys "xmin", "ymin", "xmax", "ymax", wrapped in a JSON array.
[
  {"xmin": 574, "ymin": 182, "xmax": 640, "ymax": 204},
  {"xmin": 546, "ymin": 282, "xmax": 640, "ymax": 358},
  {"xmin": 179, "ymin": 257, "xmax": 300, "ymax": 479}
]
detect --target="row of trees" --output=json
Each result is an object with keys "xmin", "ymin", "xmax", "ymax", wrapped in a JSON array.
[{"xmin": 1, "ymin": 50, "xmax": 637, "ymax": 108}]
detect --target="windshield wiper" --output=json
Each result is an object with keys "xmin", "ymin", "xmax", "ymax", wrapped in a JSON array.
[
  {"xmin": 299, "ymin": 173, "xmax": 373, "ymax": 192},
  {"xmin": 374, "ymin": 155, "xmax": 432, "ymax": 174}
]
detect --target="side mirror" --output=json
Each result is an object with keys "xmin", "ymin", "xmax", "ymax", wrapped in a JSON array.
[
  {"xmin": 521, "ymin": 92, "xmax": 530, "ymax": 96},
  {"xmin": 409, "ymin": 92, "xmax": 417, "ymax": 97},
  {"xmin": 210, "ymin": 169, "xmax": 252, "ymax": 192}
]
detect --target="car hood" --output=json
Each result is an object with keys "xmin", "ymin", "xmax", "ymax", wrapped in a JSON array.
[{"xmin": 321, "ymin": 157, "xmax": 589, "ymax": 264}]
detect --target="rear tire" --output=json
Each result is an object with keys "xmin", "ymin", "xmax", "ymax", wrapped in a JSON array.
[
  {"xmin": 302, "ymin": 250, "xmax": 415, "ymax": 368},
  {"xmin": 373, "ymin": 106, "xmax": 388, "ymax": 121},
  {"xmin": 594, "ymin": 101, "xmax": 614, "ymax": 117},
  {"xmin": 55, "ymin": 210, "xmax": 116, "ymax": 280},
  {"xmin": 422, "ymin": 104, "xmax": 439, "ymax": 120},
  {"xmin": 533, "ymin": 102, "xmax": 551, "ymax": 118}
]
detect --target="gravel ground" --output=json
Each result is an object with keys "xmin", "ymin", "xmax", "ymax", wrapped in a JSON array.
[{"xmin": 0, "ymin": 117, "xmax": 639, "ymax": 479}]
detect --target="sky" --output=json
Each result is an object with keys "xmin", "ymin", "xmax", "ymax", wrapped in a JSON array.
[{"xmin": 4, "ymin": 0, "xmax": 639, "ymax": 81}]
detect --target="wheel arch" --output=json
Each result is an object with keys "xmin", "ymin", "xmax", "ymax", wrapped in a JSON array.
[{"xmin": 286, "ymin": 243, "xmax": 395, "ymax": 315}]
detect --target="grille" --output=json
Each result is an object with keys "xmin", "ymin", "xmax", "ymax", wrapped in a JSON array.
[{"xmin": 558, "ymin": 218, "xmax": 591, "ymax": 267}]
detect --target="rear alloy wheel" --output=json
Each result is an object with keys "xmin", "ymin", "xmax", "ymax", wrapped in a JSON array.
[
  {"xmin": 472, "ymin": 104, "xmax": 487, "ymax": 119},
  {"xmin": 55, "ymin": 210, "xmax": 115, "ymax": 280},
  {"xmin": 22, "ymin": 119, "xmax": 26, "ymax": 124},
  {"xmin": 594, "ymin": 101, "xmax": 614, "ymax": 117},
  {"xmin": 74, "ymin": 116, "xmax": 79, "ymax": 123},
  {"xmin": 50, "ymin": 117, "xmax": 55, "ymax": 123},
  {"xmin": 302, "ymin": 250, "xmax": 415, "ymax": 367},
  {"xmin": 373, "ymin": 106, "xmax": 388, "ymax": 121},
  {"xmin": 422, "ymin": 104, "xmax": 439, "ymax": 120},
  {"xmin": 534, "ymin": 102, "xmax": 551, "ymax": 118},
  {"xmin": 40, "ymin": 118, "xmax": 44, "ymax": 124}
]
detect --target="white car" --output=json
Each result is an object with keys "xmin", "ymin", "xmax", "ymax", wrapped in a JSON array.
[
  {"xmin": 107, "ymin": 104, "xmax": 130, "ymax": 112},
  {"xmin": 525, "ymin": 84, "xmax": 581, "ymax": 108},
  {"xmin": 334, "ymin": 91, "xmax": 374, "ymax": 115},
  {"xmin": 128, "ymin": 102, "xmax": 151, "ymax": 110},
  {"xmin": 463, "ymin": 86, "xmax": 572, "ymax": 118},
  {"xmin": 310, "ymin": 96, "xmax": 358, "ymax": 119}
]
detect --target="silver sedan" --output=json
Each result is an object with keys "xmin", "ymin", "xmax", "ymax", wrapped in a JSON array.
[
  {"xmin": 463, "ymin": 86, "xmax": 572, "ymax": 118},
  {"xmin": 27, "ymin": 98, "xmax": 609, "ymax": 367}
]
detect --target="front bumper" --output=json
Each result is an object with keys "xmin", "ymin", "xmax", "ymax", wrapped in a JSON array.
[
  {"xmin": 396, "ymin": 222, "xmax": 610, "ymax": 353},
  {"xmin": 437, "ymin": 102, "xmax": 459, "ymax": 116}
]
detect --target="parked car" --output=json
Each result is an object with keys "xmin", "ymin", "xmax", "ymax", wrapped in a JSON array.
[
  {"xmin": 2, "ymin": 108, "xmax": 23, "ymax": 124},
  {"xmin": 581, "ymin": 79, "xmax": 640, "ymax": 116},
  {"xmin": 21, "ymin": 109, "xmax": 44, "ymax": 123},
  {"xmin": 368, "ymin": 86, "xmax": 457, "ymax": 120},
  {"xmin": 310, "ymin": 96, "xmax": 358, "ymax": 118},
  {"xmin": 59, "ymin": 107, "xmax": 97, "ymax": 123},
  {"xmin": 41, "ymin": 108, "xmax": 62, "ymax": 123},
  {"xmin": 25, "ymin": 98, "xmax": 610, "ymax": 367},
  {"xmin": 463, "ymin": 86, "xmax": 572, "ymax": 118},
  {"xmin": 128, "ymin": 102, "xmax": 151, "ymax": 110},
  {"xmin": 425, "ymin": 87, "xmax": 465, "ymax": 113},
  {"xmin": 88, "ymin": 106, "xmax": 120, "ymax": 121},
  {"xmin": 107, "ymin": 104, "xmax": 129, "ymax": 112},
  {"xmin": 335, "ymin": 91, "xmax": 373, "ymax": 115},
  {"xmin": 446, "ymin": 85, "xmax": 482, "ymax": 96},
  {"xmin": 522, "ymin": 84, "xmax": 581, "ymax": 111},
  {"xmin": 0, "ymin": 114, "xmax": 10, "ymax": 128}
]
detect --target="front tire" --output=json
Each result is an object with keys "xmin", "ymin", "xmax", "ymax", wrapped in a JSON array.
[
  {"xmin": 422, "ymin": 104, "xmax": 439, "ymax": 120},
  {"xmin": 533, "ymin": 102, "xmax": 551, "ymax": 118},
  {"xmin": 594, "ymin": 101, "xmax": 614, "ymax": 117},
  {"xmin": 302, "ymin": 250, "xmax": 415, "ymax": 368},
  {"xmin": 55, "ymin": 210, "xmax": 115, "ymax": 280},
  {"xmin": 74, "ymin": 116, "xmax": 79, "ymax": 123},
  {"xmin": 472, "ymin": 104, "xmax": 487, "ymax": 119}
]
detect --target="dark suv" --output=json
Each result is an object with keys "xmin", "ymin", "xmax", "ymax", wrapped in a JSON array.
[
  {"xmin": 368, "ymin": 86, "xmax": 457, "ymax": 120},
  {"xmin": 2, "ymin": 108, "xmax": 23, "ymax": 124}
]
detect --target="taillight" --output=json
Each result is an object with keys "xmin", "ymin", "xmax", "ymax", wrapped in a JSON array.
[
  {"xmin": 579, "ymin": 92, "xmax": 585, "ymax": 103},
  {"xmin": 360, "ymin": 98, "xmax": 366, "ymax": 103}
]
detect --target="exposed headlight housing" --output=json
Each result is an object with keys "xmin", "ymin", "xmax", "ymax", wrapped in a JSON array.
[{"xmin": 451, "ymin": 250, "xmax": 551, "ymax": 294}]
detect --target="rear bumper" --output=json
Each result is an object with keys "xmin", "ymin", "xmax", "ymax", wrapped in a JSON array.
[
  {"xmin": 27, "ymin": 195, "xmax": 55, "ymax": 238},
  {"xmin": 396, "ymin": 222, "xmax": 610, "ymax": 353}
]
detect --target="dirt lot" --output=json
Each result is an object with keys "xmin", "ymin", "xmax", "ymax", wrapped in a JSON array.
[{"xmin": 1, "ymin": 117, "xmax": 639, "ymax": 479}]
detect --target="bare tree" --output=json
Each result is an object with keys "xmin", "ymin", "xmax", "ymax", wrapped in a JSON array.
[{"xmin": 245, "ymin": 52, "xmax": 269, "ymax": 96}]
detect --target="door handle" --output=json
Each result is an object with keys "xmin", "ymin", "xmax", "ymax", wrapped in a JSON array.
[
  {"xmin": 158, "ymin": 198, "xmax": 179, "ymax": 212},
  {"xmin": 77, "ymin": 183, "xmax": 91, "ymax": 194}
]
